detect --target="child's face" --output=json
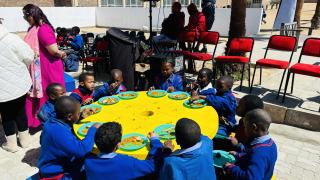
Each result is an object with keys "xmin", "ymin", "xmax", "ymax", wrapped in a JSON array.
[
  {"xmin": 243, "ymin": 118, "xmax": 259, "ymax": 140},
  {"xmin": 216, "ymin": 80, "xmax": 229, "ymax": 93},
  {"xmin": 197, "ymin": 72, "xmax": 209, "ymax": 88},
  {"xmin": 80, "ymin": 75, "xmax": 95, "ymax": 92},
  {"xmin": 112, "ymin": 73, "xmax": 123, "ymax": 84},
  {"xmin": 67, "ymin": 103, "xmax": 81, "ymax": 124},
  {"xmin": 49, "ymin": 86, "xmax": 66, "ymax": 101},
  {"xmin": 236, "ymin": 99, "xmax": 246, "ymax": 117},
  {"xmin": 162, "ymin": 63, "xmax": 174, "ymax": 78}
]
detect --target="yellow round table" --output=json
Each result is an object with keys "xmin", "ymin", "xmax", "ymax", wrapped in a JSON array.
[{"xmin": 74, "ymin": 91, "xmax": 219, "ymax": 160}]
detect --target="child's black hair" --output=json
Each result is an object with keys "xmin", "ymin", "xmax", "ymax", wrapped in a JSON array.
[
  {"xmin": 95, "ymin": 122, "xmax": 122, "ymax": 153},
  {"xmin": 79, "ymin": 72, "xmax": 94, "ymax": 83},
  {"xmin": 219, "ymin": 75, "xmax": 234, "ymax": 89},
  {"xmin": 72, "ymin": 26, "xmax": 80, "ymax": 35},
  {"xmin": 46, "ymin": 83, "xmax": 64, "ymax": 96},
  {"xmin": 245, "ymin": 109, "xmax": 271, "ymax": 132},
  {"xmin": 240, "ymin": 95, "xmax": 264, "ymax": 113},
  {"xmin": 110, "ymin": 69, "xmax": 123, "ymax": 77},
  {"xmin": 199, "ymin": 68, "xmax": 213, "ymax": 80},
  {"xmin": 175, "ymin": 118, "xmax": 201, "ymax": 149},
  {"xmin": 162, "ymin": 59, "xmax": 175, "ymax": 68},
  {"xmin": 55, "ymin": 96, "xmax": 79, "ymax": 120}
]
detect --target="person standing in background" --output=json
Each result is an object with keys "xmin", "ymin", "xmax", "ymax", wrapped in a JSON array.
[
  {"xmin": 23, "ymin": 4, "xmax": 67, "ymax": 128},
  {"xmin": 0, "ymin": 23, "xmax": 34, "ymax": 152},
  {"xmin": 201, "ymin": 0, "xmax": 216, "ymax": 52}
]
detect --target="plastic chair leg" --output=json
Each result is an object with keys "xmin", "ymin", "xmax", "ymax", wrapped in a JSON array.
[
  {"xmin": 290, "ymin": 73, "xmax": 295, "ymax": 94},
  {"xmin": 282, "ymin": 71, "xmax": 291, "ymax": 103},
  {"xmin": 276, "ymin": 69, "xmax": 287, "ymax": 99},
  {"xmin": 250, "ymin": 65, "xmax": 257, "ymax": 93},
  {"xmin": 259, "ymin": 66, "xmax": 262, "ymax": 85},
  {"xmin": 240, "ymin": 63, "xmax": 245, "ymax": 91},
  {"xmin": 248, "ymin": 63, "xmax": 251, "ymax": 88}
]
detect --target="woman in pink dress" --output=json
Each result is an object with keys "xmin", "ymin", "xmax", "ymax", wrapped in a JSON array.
[{"xmin": 23, "ymin": 4, "xmax": 67, "ymax": 128}]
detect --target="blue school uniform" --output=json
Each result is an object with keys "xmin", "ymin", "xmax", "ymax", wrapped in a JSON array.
[
  {"xmin": 93, "ymin": 82, "xmax": 126, "ymax": 101},
  {"xmin": 199, "ymin": 82, "xmax": 217, "ymax": 96},
  {"xmin": 224, "ymin": 135, "xmax": 277, "ymax": 180},
  {"xmin": 38, "ymin": 118, "xmax": 97, "ymax": 179},
  {"xmin": 37, "ymin": 99, "xmax": 56, "ymax": 125},
  {"xmin": 159, "ymin": 135, "xmax": 216, "ymax": 180},
  {"xmin": 155, "ymin": 73, "xmax": 183, "ymax": 92},
  {"xmin": 85, "ymin": 137, "xmax": 163, "ymax": 180},
  {"xmin": 70, "ymin": 34, "xmax": 84, "ymax": 51}
]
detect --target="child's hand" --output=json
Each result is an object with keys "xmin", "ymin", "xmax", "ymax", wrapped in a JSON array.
[
  {"xmin": 167, "ymin": 86, "xmax": 175, "ymax": 93},
  {"xmin": 148, "ymin": 86, "xmax": 155, "ymax": 91},
  {"xmin": 164, "ymin": 140, "xmax": 175, "ymax": 151},
  {"xmin": 228, "ymin": 136, "xmax": 239, "ymax": 147},
  {"xmin": 229, "ymin": 151, "xmax": 237, "ymax": 157},
  {"xmin": 147, "ymin": 132, "xmax": 158, "ymax": 139},
  {"xmin": 92, "ymin": 123, "xmax": 101, "ymax": 129},
  {"xmin": 82, "ymin": 98, "xmax": 93, "ymax": 106}
]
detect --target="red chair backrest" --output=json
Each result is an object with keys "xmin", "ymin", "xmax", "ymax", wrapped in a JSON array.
[
  {"xmin": 199, "ymin": 31, "xmax": 219, "ymax": 45},
  {"xmin": 178, "ymin": 31, "xmax": 197, "ymax": 43},
  {"xmin": 268, "ymin": 35, "xmax": 296, "ymax": 51},
  {"xmin": 229, "ymin": 37, "xmax": 254, "ymax": 53},
  {"xmin": 301, "ymin": 38, "xmax": 320, "ymax": 57}
]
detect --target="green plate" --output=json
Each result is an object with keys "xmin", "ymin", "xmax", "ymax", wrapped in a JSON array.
[
  {"xmin": 118, "ymin": 91, "xmax": 138, "ymax": 100},
  {"xmin": 154, "ymin": 124, "xmax": 175, "ymax": 140},
  {"xmin": 213, "ymin": 150, "xmax": 236, "ymax": 168},
  {"xmin": 98, "ymin": 96, "xmax": 120, "ymax": 105},
  {"xmin": 147, "ymin": 90, "xmax": 167, "ymax": 98},
  {"xmin": 119, "ymin": 133, "xmax": 148, "ymax": 151},
  {"xmin": 77, "ymin": 122, "xmax": 102, "ymax": 137},
  {"xmin": 80, "ymin": 104, "xmax": 102, "ymax": 118},
  {"xmin": 183, "ymin": 99, "xmax": 207, "ymax": 109},
  {"xmin": 168, "ymin": 91, "xmax": 190, "ymax": 100}
]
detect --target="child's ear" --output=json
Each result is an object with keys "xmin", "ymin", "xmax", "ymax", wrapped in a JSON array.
[
  {"xmin": 66, "ymin": 113, "xmax": 74, "ymax": 122},
  {"xmin": 79, "ymin": 82, "xmax": 85, "ymax": 86},
  {"xmin": 252, "ymin": 123, "xmax": 258, "ymax": 132}
]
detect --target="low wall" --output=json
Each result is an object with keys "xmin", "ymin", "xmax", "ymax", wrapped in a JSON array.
[
  {"xmin": 96, "ymin": 7, "xmax": 263, "ymax": 36},
  {"xmin": 0, "ymin": 7, "xmax": 96, "ymax": 32}
]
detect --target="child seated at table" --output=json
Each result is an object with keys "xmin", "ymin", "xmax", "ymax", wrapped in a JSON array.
[
  {"xmin": 70, "ymin": 72, "xmax": 95, "ymax": 106},
  {"xmin": 151, "ymin": 60, "xmax": 183, "ymax": 92},
  {"xmin": 187, "ymin": 68, "xmax": 216, "ymax": 96},
  {"xmin": 159, "ymin": 118, "xmax": 216, "ymax": 180},
  {"xmin": 37, "ymin": 83, "xmax": 66, "ymax": 125},
  {"xmin": 84, "ymin": 122, "xmax": 163, "ymax": 180},
  {"xmin": 93, "ymin": 69, "xmax": 127, "ymax": 101},
  {"xmin": 191, "ymin": 75, "xmax": 237, "ymax": 136},
  {"xmin": 224, "ymin": 109, "xmax": 277, "ymax": 180},
  {"xmin": 38, "ymin": 96, "xmax": 100, "ymax": 179},
  {"xmin": 214, "ymin": 95, "xmax": 264, "ymax": 152}
]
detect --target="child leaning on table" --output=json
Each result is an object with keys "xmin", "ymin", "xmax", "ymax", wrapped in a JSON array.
[
  {"xmin": 70, "ymin": 72, "xmax": 96, "ymax": 106},
  {"xmin": 150, "ymin": 59, "xmax": 183, "ymax": 93},
  {"xmin": 187, "ymin": 68, "xmax": 216, "ymax": 96},
  {"xmin": 84, "ymin": 122, "xmax": 163, "ymax": 180},
  {"xmin": 37, "ymin": 83, "xmax": 66, "ymax": 125},
  {"xmin": 37, "ymin": 96, "xmax": 100, "ymax": 180},
  {"xmin": 159, "ymin": 118, "xmax": 216, "ymax": 180},
  {"xmin": 93, "ymin": 69, "xmax": 127, "ymax": 101},
  {"xmin": 214, "ymin": 95, "xmax": 264, "ymax": 152},
  {"xmin": 191, "ymin": 75, "xmax": 237, "ymax": 136},
  {"xmin": 223, "ymin": 109, "xmax": 277, "ymax": 180}
]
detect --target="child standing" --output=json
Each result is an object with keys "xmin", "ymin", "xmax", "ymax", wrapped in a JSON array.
[
  {"xmin": 224, "ymin": 109, "xmax": 277, "ymax": 180},
  {"xmin": 93, "ymin": 69, "xmax": 126, "ymax": 101},
  {"xmin": 85, "ymin": 122, "xmax": 163, "ymax": 180},
  {"xmin": 191, "ymin": 75, "xmax": 237, "ymax": 136},
  {"xmin": 159, "ymin": 118, "xmax": 216, "ymax": 180},
  {"xmin": 70, "ymin": 72, "xmax": 95, "ymax": 106},
  {"xmin": 37, "ymin": 83, "xmax": 66, "ymax": 125},
  {"xmin": 38, "ymin": 96, "xmax": 100, "ymax": 179},
  {"xmin": 152, "ymin": 60, "xmax": 183, "ymax": 92}
]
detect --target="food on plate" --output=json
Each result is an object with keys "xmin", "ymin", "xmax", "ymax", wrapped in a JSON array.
[
  {"xmin": 81, "ymin": 107, "xmax": 100, "ymax": 118},
  {"xmin": 120, "ymin": 136, "xmax": 144, "ymax": 146},
  {"xmin": 172, "ymin": 93, "xmax": 188, "ymax": 99},
  {"xmin": 101, "ymin": 97, "xmax": 117, "ymax": 104}
]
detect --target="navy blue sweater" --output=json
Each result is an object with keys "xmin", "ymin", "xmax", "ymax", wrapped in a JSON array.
[
  {"xmin": 225, "ymin": 135, "xmax": 277, "ymax": 180},
  {"xmin": 38, "ymin": 118, "xmax": 97, "ymax": 179},
  {"xmin": 85, "ymin": 138, "xmax": 163, "ymax": 180}
]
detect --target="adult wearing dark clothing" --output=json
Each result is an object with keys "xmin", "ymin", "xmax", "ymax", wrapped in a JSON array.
[
  {"xmin": 153, "ymin": 2, "xmax": 185, "ymax": 43},
  {"xmin": 201, "ymin": 0, "xmax": 216, "ymax": 52}
]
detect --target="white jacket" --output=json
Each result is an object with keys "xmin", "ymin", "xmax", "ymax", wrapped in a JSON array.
[{"xmin": 0, "ymin": 25, "xmax": 34, "ymax": 102}]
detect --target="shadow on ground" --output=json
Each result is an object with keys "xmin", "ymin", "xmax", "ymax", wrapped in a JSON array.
[{"xmin": 22, "ymin": 148, "xmax": 40, "ymax": 167}]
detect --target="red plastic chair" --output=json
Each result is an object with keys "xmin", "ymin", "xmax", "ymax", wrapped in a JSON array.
[
  {"xmin": 184, "ymin": 31, "xmax": 219, "ymax": 71},
  {"xmin": 214, "ymin": 37, "xmax": 254, "ymax": 91},
  {"xmin": 282, "ymin": 38, "xmax": 320, "ymax": 103},
  {"xmin": 250, "ymin": 35, "xmax": 297, "ymax": 99}
]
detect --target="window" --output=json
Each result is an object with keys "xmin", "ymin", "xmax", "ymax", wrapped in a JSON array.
[
  {"xmin": 125, "ymin": 0, "xmax": 143, "ymax": 7},
  {"xmin": 101, "ymin": 0, "xmax": 123, "ymax": 7}
]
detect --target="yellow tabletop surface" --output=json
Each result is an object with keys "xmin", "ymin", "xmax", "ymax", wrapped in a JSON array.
[{"xmin": 74, "ymin": 91, "xmax": 219, "ymax": 160}]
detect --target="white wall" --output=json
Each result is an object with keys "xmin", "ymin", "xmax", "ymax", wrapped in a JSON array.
[
  {"xmin": 96, "ymin": 7, "xmax": 263, "ymax": 36},
  {"xmin": 0, "ymin": 7, "xmax": 96, "ymax": 32},
  {"xmin": 0, "ymin": 7, "xmax": 262, "ymax": 36}
]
